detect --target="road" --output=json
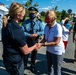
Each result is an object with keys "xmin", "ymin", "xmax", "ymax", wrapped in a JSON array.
[{"xmin": 0, "ymin": 32, "xmax": 76, "ymax": 75}]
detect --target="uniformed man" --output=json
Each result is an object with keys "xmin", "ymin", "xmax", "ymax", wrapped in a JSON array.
[{"xmin": 22, "ymin": 7, "xmax": 44, "ymax": 73}]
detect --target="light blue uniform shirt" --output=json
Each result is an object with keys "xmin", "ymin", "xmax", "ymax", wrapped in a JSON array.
[{"xmin": 22, "ymin": 19, "xmax": 44, "ymax": 38}]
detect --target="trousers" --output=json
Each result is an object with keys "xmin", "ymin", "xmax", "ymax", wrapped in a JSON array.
[
  {"xmin": 46, "ymin": 51, "xmax": 63, "ymax": 75},
  {"xmin": 24, "ymin": 37, "xmax": 38, "ymax": 68},
  {"xmin": 3, "ymin": 59, "xmax": 24, "ymax": 75}
]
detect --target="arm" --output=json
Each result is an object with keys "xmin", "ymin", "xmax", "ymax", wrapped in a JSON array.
[
  {"xmin": 37, "ymin": 22, "xmax": 44, "ymax": 36},
  {"xmin": 20, "ymin": 44, "xmax": 37, "ymax": 55},
  {"xmin": 62, "ymin": 26, "xmax": 69, "ymax": 34},
  {"xmin": 21, "ymin": 26, "xmax": 30, "ymax": 37},
  {"xmin": 41, "ymin": 24, "xmax": 61, "ymax": 46},
  {"xmin": 43, "ymin": 37, "xmax": 61, "ymax": 46},
  {"xmin": 41, "ymin": 37, "xmax": 61, "ymax": 46},
  {"xmin": 14, "ymin": 27, "xmax": 38, "ymax": 55}
]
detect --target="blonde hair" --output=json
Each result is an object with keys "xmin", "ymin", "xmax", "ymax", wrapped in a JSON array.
[
  {"xmin": 2, "ymin": 2, "xmax": 25, "ymax": 28},
  {"xmin": 45, "ymin": 10, "xmax": 57, "ymax": 26},
  {"xmin": 46, "ymin": 10, "xmax": 57, "ymax": 21},
  {"xmin": 2, "ymin": 16, "xmax": 8, "ymax": 28}
]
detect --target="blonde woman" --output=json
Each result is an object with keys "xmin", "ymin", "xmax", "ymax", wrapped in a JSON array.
[
  {"xmin": 2, "ymin": 2, "xmax": 38, "ymax": 75},
  {"xmin": 38, "ymin": 10, "xmax": 65, "ymax": 75}
]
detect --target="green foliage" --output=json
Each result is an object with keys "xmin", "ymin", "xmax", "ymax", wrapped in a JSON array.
[
  {"xmin": 41, "ymin": 16, "xmax": 45, "ymax": 22},
  {"xmin": 40, "ymin": 11, "xmax": 46, "ymax": 16},
  {"xmin": 23, "ymin": 0, "xmax": 74, "ymax": 24},
  {"xmin": 24, "ymin": 0, "xmax": 38, "ymax": 8},
  {"xmin": 60, "ymin": 10, "xmax": 69, "ymax": 20},
  {"xmin": 24, "ymin": 0, "xmax": 39, "ymax": 17}
]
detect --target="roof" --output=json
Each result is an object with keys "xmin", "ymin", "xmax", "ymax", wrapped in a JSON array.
[{"xmin": 0, "ymin": 6, "xmax": 8, "ymax": 12}]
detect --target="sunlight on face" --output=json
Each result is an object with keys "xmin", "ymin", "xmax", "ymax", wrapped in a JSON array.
[
  {"xmin": 19, "ymin": 9, "xmax": 25, "ymax": 20},
  {"xmin": 45, "ymin": 10, "xmax": 57, "ymax": 27}
]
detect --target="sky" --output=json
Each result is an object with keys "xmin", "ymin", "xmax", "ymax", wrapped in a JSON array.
[{"xmin": 0, "ymin": 0, "xmax": 76, "ymax": 14}]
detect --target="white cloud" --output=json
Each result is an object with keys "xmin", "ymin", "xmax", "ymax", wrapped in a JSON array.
[
  {"xmin": 39, "ymin": 7, "xmax": 49, "ymax": 11},
  {"xmin": 47, "ymin": 6, "xmax": 52, "ymax": 9},
  {"xmin": 39, "ymin": 6, "xmax": 52, "ymax": 12}
]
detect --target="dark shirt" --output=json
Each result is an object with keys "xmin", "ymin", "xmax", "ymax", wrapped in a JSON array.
[
  {"xmin": 74, "ymin": 23, "xmax": 76, "ymax": 31},
  {"xmin": 22, "ymin": 19, "xmax": 44, "ymax": 45},
  {"xmin": 2, "ymin": 20, "xmax": 26, "ymax": 63}
]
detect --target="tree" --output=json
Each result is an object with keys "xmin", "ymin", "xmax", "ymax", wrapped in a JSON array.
[
  {"xmin": 60, "ymin": 10, "xmax": 69, "ymax": 21},
  {"xmin": 24, "ymin": 0, "xmax": 32, "ymax": 9},
  {"xmin": 33, "ymin": 2, "xmax": 38, "ymax": 7},
  {"xmin": 55, "ymin": 6, "xmax": 58, "ymax": 11},
  {"xmin": 24, "ymin": 0, "xmax": 39, "ymax": 17},
  {"xmin": 24, "ymin": 0, "xmax": 38, "ymax": 9},
  {"xmin": 52, "ymin": 6, "xmax": 58, "ymax": 12},
  {"xmin": 56, "ymin": 11, "xmax": 61, "ymax": 22},
  {"xmin": 40, "ymin": 11, "xmax": 46, "ymax": 16}
]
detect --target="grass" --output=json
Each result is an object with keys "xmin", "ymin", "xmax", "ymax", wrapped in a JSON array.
[{"xmin": 19, "ymin": 16, "xmax": 61, "ymax": 26}]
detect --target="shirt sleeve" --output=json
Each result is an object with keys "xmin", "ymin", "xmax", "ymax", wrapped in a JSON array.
[
  {"xmin": 22, "ymin": 20, "xmax": 31, "ymax": 37},
  {"xmin": 21, "ymin": 26, "xmax": 30, "ymax": 37},
  {"xmin": 54, "ymin": 24, "xmax": 62, "ymax": 37},
  {"xmin": 37, "ymin": 22, "xmax": 44, "ymax": 36}
]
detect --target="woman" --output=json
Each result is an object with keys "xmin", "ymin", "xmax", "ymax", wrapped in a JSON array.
[
  {"xmin": 2, "ymin": 2, "xmax": 38, "ymax": 75},
  {"xmin": 62, "ymin": 19, "xmax": 70, "ymax": 49},
  {"xmin": 38, "ymin": 10, "xmax": 65, "ymax": 75}
]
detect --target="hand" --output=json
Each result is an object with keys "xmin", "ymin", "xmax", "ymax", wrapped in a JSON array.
[
  {"xmin": 30, "ymin": 34, "xmax": 34, "ymax": 38},
  {"xmin": 35, "ymin": 43, "xmax": 42, "ymax": 51},
  {"xmin": 35, "ymin": 43, "xmax": 39, "ymax": 50},
  {"xmin": 33, "ymin": 34, "xmax": 38, "ymax": 38},
  {"xmin": 30, "ymin": 34, "xmax": 38, "ymax": 39}
]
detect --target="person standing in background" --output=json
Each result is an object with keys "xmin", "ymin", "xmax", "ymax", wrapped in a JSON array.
[
  {"xmin": 60, "ymin": 17, "xmax": 69, "ymax": 26},
  {"xmin": 62, "ymin": 19, "xmax": 71, "ymax": 49},
  {"xmin": 36, "ymin": 13, "xmax": 42, "ymax": 22},
  {"xmin": 0, "ymin": 2, "xmax": 8, "ymax": 41},
  {"xmin": 73, "ymin": 22, "xmax": 76, "ymax": 64},
  {"xmin": 2, "ymin": 2, "xmax": 38, "ymax": 75},
  {"xmin": 22, "ymin": 7, "xmax": 44, "ymax": 73}
]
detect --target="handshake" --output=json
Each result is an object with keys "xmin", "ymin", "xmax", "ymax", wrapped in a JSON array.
[{"xmin": 34, "ymin": 43, "xmax": 45, "ymax": 50}]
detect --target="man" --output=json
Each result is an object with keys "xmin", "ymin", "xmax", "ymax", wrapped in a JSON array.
[
  {"xmin": 22, "ymin": 7, "xmax": 44, "ymax": 73},
  {"xmin": 73, "ymin": 22, "xmax": 76, "ymax": 63}
]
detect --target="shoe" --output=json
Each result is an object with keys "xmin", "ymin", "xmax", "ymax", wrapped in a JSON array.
[{"xmin": 30, "ymin": 65, "xmax": 35, "ymax": 73}]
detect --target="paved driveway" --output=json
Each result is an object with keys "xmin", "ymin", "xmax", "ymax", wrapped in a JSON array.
[{"xmin": 0, "ymin": 33, "xmax": 76, "ymax": 75}]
